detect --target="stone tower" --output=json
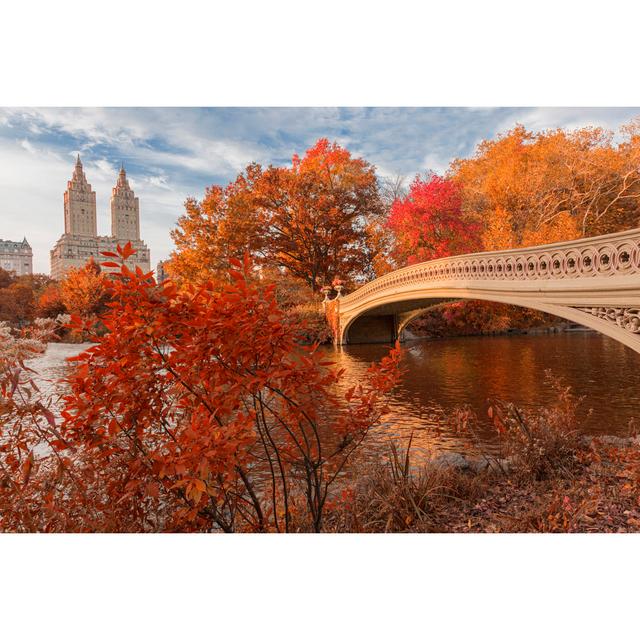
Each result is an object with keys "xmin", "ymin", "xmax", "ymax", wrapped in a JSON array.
[
  {"xmin": 64, "ymin": 155, "xmax": 97, "ymax": 237},
  {"xmin": 110, "ymin": 164, "xmax": 140, "ymax": 241},
  {"xmin": 51, "ymin": 157, "xmax": 151, "ymax": 280}
]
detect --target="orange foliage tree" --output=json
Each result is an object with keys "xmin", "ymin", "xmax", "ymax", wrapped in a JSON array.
[
  {"xmin": 169, "ymin": 139, "xmax": 386, "ymax": 292},
  {"xmin": 37, "ymin": 283, "xmax": 66, "ymax": 318},
  {"xmin": 0, "ymin": 270, "xmax": 57, "ymax": 326},
  {"xmin": 59, "ymin": 259, "xmax": 109, "ymax": 318},
  {"xmin": 0, "ymin": 283, "xmax": 35, "ymax": 326},
  {"xmin": 168, "ymin": 167, "xmax": 263, "ymax": 286},
  {"xmin": 403, "ymin": 121, "xmax": 640, "ymax": 337},
  {"xmin": 0, "ymin": 268, "xmax": 13, "ymax": 289},
  {"xmin": 0, "ymin": 243, "xmax": 401, "ymax": 532},
  {"xmin": 254, "ymin": 139, "xmax": 386, "ymax": 290},
  {"xmin": 452, "ymin": 123, "xmax": 640, "ymax": 247}
]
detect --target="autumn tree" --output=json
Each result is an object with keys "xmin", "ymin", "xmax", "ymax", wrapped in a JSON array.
[
  {"xmin": 37, "ymin": 283, "xmax": 66, "ymax": 318},
  {"xmin": 387, "ymin": 174, "xmax": 481, "ymax": 266},
  {"xmin": 16, "ymin": 273, "xmax": 54, "ymax": 293},
  {"xmin": 0, "ymin": 270, "xmax": 57, "ymax": 326},
  {"xmin": 59, "ymin": 259, "xmax": 109, "ymax": 318},
  {"xmin": 0, "ymin": 283, "xmax": 35, "ymax": 326},
  {"xmin": 255, "ymin": 139, "xmax": 386, "ymax": 290},
  {"xmin": 406, "ymin": 121, "xmax": 640, "ymax": 339},
  {"xmin": 169, "ymin": 139, "xmax": 386, "ymax": 292},
  {"xmin": 452, "ymin": 122, "xmax": 640, "ymax": 248},
  {"xmin": 0, "ymin": 267, "xmax": 14, "ymax": 289},
  {"xmin": 168, "ymin": 166, "xmax": 263, "ymax": 286}
]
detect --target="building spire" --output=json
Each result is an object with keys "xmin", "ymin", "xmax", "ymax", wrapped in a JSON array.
[
  {"xmin": 117, "ymin": 163, "xmax": 129, "ymax": 188},
  {"xmin": 72, "ymin": 154, "xmax": 86, "ymax": 183},
  {"xmin": 64, "ymin": 153, "xmax": 96, "ymax": 237},
  {"xmin": 111, "ymin": 162, "xmax": 140, "ymax": 241}
]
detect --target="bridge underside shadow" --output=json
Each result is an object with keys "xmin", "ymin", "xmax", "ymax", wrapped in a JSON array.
[{"xmin": 345, "ymin": 298, "xmax": 453, "ymax": 344}]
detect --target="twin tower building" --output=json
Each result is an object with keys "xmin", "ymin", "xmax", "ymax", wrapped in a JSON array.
[{"xmin": 50, "ymin": 155, "xmax": 151, "ymax": 279}]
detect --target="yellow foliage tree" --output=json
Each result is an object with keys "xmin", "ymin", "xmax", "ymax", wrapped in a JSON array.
[
  {"xmin": 482, "ymin": 206, "xmax": 516, "ymax": 251},
  {"xmin": 452, "ymin": 122, "xmax": 640, "ymax": 248}
]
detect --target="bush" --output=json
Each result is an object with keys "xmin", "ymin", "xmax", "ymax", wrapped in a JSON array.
[
  {"xmin": 486, "ymin": 374, "xmax": 585, "ymax": 480},
  {"xmin": 288, "ymin": 302, "xmax": 332, "ymax": 344},
  {"xmin": 259, "ymin": 268, "xmax": 332, "ymax": 344},
  {"xmin": 408, "ymin": 300, "xmax": 554, "ymax": 338},
  {"xmin": 1, "ymin": 245, "xmax": 401, "ymax": 532},
  {"xmin": 325, "ymin": 435, "xmax": 485, "ymax": 532}
]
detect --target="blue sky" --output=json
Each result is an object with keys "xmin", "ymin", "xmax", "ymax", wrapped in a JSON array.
[{"xmin": 1, "ymin": 107, "xmax": 639, "ymax": 274}]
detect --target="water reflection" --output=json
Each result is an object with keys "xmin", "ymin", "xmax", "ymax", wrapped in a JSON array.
[
  {"xmin": 32, "ymin": 334, "xmax": 640, "ymax": 459},
  {"xmin": 325, "ymin": 332, "xmax": 640, "ymax": 457}
]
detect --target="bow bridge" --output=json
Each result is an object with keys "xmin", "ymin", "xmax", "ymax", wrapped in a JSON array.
[{"xmin": 324, "ymin": 227, "xmax": 640, "ymax": 354}]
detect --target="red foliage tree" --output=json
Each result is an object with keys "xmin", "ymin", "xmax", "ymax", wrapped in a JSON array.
[{"xmin": 387, "ymin": 175, "xmax": 481, "ymax": 266}]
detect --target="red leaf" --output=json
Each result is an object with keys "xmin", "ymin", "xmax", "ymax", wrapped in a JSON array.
[{"xmin": 121, "ymin": 241, "xmax": 136, "ymax": 260}]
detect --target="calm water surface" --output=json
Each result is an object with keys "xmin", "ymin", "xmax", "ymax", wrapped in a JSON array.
[
  {"xmin": 326, "ymin": 332, "xmax": 640, "ymax": 457},
  {"xmin": 34, "ymin": 333, "xmax": 640, "ymax": 458}
]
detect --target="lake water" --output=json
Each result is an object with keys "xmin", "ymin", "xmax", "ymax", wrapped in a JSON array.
[
  {"xmin": 32, "ymin": 333, "xmax": 640, "ymax": 458},
  {"xmin": 327, "ymin": 332, "xmax": 640, "ymax": 457}
]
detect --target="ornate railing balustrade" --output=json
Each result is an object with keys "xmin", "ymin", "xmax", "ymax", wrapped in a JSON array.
[{"xmin": 328, "ymin": 227, "xmax": 640, "ymax": 352}]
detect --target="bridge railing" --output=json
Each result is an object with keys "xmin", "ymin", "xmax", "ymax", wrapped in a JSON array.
[{"xmin": 339, "ymin": 227, "xmax": 640, "ymax": 312}]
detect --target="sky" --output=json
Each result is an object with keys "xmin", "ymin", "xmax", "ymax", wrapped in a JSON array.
[{"xmin": 1, "ymin": 107, "xmax": 639, "ymax": 274}]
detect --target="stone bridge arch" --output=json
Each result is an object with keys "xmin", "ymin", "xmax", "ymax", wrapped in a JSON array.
[{"xmin": 327, "ymin": 228, "xmax": 640, "ymax": 354}]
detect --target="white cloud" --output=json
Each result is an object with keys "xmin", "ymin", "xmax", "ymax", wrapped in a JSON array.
[
  {"xmin": 146, "ymin": 175, "xmax": 171, "ymax": 190},
  {"xmin": 421, "ymin": 152, "xmax": 450, "ymax": 176},
  {"xmin": 2, "ymin": 108, "xmax": 266, "ymax": 177},
  {"xmin": 493, "ymin": 107, "xmax": 640, "ymax": 138},
  {"xmin": 0, "ymin": 137, "xmax": 188, "ymax": 273},
  {"xmin": 20, "ymin": 139, "xmax": 36, "ymax": 154},
  {"xmin": 2, "ymin": 106, "xmax": 640, "ymax": 275}
]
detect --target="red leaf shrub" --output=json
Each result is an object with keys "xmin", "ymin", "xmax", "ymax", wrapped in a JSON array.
[{"xmin": 1, "ymin": 244, "xmax": 401, "ymax": 532}]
